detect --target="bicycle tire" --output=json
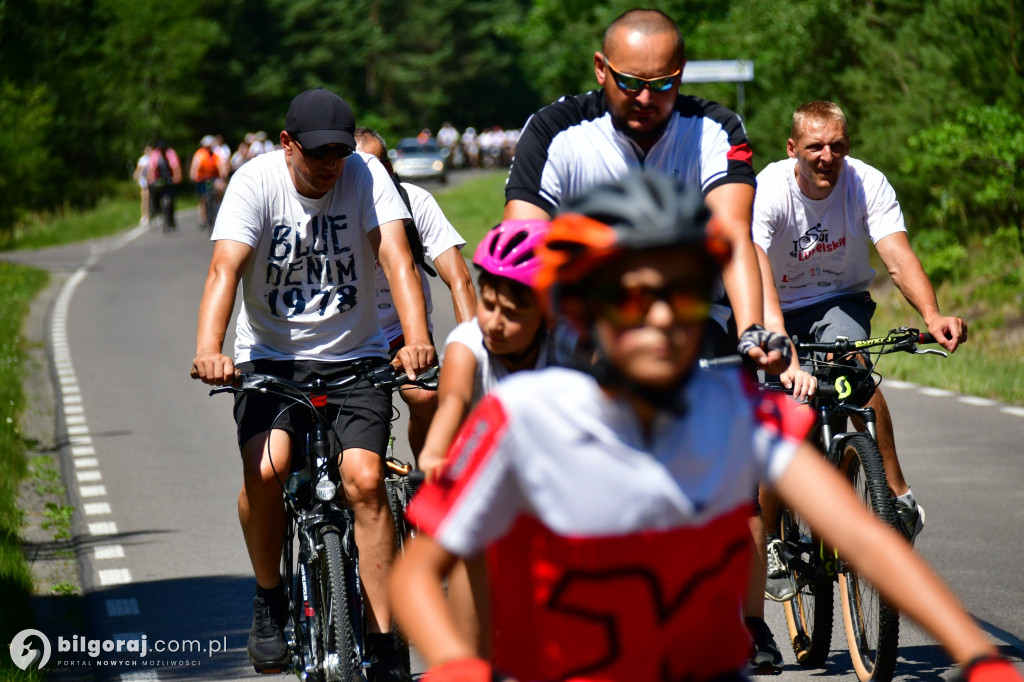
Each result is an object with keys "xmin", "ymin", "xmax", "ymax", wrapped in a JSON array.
[
  {"xmin": 318, "ymin": 526, "xmax": 359, "ymax": 682},
  {"xmin": 385, "ymin": 477, "xmax": 408, "ymax": 553},
  {"xmin": 779, "ymin": 506, "xmax": 834, "ymax": 667},
  {"xmin": 838, "ymin": 434, "xmax": 900, "ymax": 682}
]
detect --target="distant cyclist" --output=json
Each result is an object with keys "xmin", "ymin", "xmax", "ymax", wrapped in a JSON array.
[
  {"xmin": 189, "ymin": 135, "xmax": 228, "ymax": 229},
  {"xmin": 147, "ymin": 140, "xmax": 182, "ymax": 230},
  {"xmin": 390, "ymin": 169, "xmax": 1020, "ymax": 682}
]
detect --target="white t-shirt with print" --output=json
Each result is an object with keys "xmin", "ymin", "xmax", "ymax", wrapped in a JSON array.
[
  {"xmin": 442, "ymin": 320, "xmax": 553, "ymax": 408},
  {"xmin": 374, "ymin": 182, "xmax": 466, "ymax": 343},
  {"xmin": 752, "ymin": 156, "xmax": 906, "ymax": 311},
  {"xmin": 212, "ymin": 150, "xmax": 410, "ymax": 362}
]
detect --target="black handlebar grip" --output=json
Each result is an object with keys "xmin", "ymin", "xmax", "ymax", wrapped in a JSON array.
[
  {"xmin": 918, "ymin": 331, "xmax": 937, "ymax": 344},
  {"xmin": 814, "ymin": 382, "xmax": 838, "ymax": 400},
  {"xmin": 407, "ymin": 470, "xmax": 426, "ymax": 488}
]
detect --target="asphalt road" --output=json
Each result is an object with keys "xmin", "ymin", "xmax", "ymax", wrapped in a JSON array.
[{"xmin": 4, "ymin": 185, "xmax": 1023, "ymax": 681}]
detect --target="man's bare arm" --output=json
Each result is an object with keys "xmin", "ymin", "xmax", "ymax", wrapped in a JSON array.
[
  {"xmin": 704, "ymin": 182, "xmax": 762, "ymax": 332},
  {"xmin": 431, "ymin": 246, "xmax": 477, "ymax": 324},
  {"xmin": 876, "ymin": 232, "xmax": 967, "ymax": 352},
  {"xmin": 503, "ymin": 199, "xmax": 552, "ymax": 221},
  {"xmin": 193, "ymin": 239, "xmax": 253, "ymax": 384},
  {"xmin": 370, "ymin": 221, "xmax": 436, "ymax": 375}
]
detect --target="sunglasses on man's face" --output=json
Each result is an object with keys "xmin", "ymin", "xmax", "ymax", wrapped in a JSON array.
[
  {"xmin": 593, "ymin": 282, "xmax": 711, "ymax": 328},
  {"xmin": 293, "ymin": 139, "xmax": 353, "ymax": 161},
  {"xmin": 602, "ymin": 55, "xmax": 681, "ymax": 94}
]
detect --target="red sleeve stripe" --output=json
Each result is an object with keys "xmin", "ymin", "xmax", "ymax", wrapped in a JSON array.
[
  {"xmin": 407, "ymin": 395, "xmax": 510, "ymax": 537},
  {"xmin": 727, "ymin": 143, "xmax": 753, "ymax": 165}
]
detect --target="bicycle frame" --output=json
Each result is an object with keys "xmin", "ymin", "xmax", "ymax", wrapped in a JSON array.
[{"xmin": 204, "ymin": 364, "xmax": 437, "ymax": 681}]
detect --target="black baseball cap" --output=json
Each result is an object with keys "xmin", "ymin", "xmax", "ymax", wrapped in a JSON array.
[{"xmin": 285, "ymin": 87, "xmax": 356, "ymax": 150}]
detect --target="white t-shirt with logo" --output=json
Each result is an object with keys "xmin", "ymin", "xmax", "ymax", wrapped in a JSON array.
[
  {"xmin": 374, "ymin": 182, "xmax": 466, "ymax": 343},
  {"xmin": 213, "ymin": 150, "xmax": 410, "ymax": 362},
  {"xmin": 752, "ymin": 156, "xmax": 906, "ymax": 311}
]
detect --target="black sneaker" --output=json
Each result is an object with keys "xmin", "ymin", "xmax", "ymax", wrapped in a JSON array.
[
  {"xmin": 895, "ymin": 499, "xmax": 926, "ymax": 545},
  {"xmin": 365, "ymin": 632, "xmax": 412, "ymax": 682},
  {"xmin": 746, "ymin": 616, "xmax": 783, "ymax": 675},
  {"xmin": 247, "ymin": 592, "xmax": 290, "ymax": 673}
]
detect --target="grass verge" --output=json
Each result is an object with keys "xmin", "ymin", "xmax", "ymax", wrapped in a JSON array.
[
  {"xmin": 433, "ymin": 170, "xmax": 508, "ymax": 250},
  {"xmin": 0, "ymin": 261, "xmax": 50, "ymax": 680},
  {"xmin": 872, "ymin": 225, "xmax": 1024, "ymax": 403},
  {"xmin": 0, "ymin": 182, "xmax": 196, "ymax": 252}
]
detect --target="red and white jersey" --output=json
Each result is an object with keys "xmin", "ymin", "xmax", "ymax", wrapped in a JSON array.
[{"xmin": 408, "ymin": 367, "xmax": 814, "ymax": 681}]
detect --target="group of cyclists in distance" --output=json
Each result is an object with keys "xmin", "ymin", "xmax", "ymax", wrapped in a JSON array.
[{"xmin": 189, "ymin": 7, "xmax": 1019, "ymax": 682}]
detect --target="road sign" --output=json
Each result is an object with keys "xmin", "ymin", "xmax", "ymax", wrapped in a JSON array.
[{"xmin": 681, "ymin": 60, "xmax": 754, "ymax": 83}]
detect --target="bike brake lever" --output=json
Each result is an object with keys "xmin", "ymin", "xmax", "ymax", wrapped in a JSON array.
[{"xmin": 913, "ymin": 348, "xmax": 948, "ymax": 358}]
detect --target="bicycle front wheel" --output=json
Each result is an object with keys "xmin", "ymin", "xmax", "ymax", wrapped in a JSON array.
[
  {"xmin": 779, "ymin": 505, "xmax": 833, "ymax": 667},
  {"xmin": 837, "ymin": 435, "xmax": 900, "ymax": 682},
  {"xmin": 318, "ymin": 526, "xmax": 359, "ymax": 682}
]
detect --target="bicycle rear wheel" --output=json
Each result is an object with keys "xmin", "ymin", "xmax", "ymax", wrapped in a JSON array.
[
  {"xmin": 779, "ymin": 506, "xmax": 833, "ymax": 667},
  {"xmin": 838, "ymin": 434, "xmax": 900, "ymax": 682},
  {"xmin": 318, "ymin": 526, "xmax": 359, "ymax": 682}
]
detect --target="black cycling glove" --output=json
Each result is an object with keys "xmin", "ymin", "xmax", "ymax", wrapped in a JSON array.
[{"xmin": 737, "ymin": 324, "xmax": 793, "ymax": 365}]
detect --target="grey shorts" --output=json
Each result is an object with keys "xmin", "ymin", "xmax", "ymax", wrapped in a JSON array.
[
  {"xmin": 783, "ymin": 292, "xmax": 876, "ymax": 366},
  {"xmin": 232, "ymin": 358, "xmax": 392, "ymax": 456}
]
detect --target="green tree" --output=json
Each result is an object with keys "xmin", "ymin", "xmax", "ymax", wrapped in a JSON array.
[
  {"xmin": 0, "ymin": 82, "xmax": 56, "ymax": 232},
  {"xmin": 902, "ymin": 106, "xmax": 1024, "ymax": 248}
]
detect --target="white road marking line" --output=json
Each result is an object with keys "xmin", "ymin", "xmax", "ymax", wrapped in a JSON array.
[
  {"xmin": 88, "ymin": 522, "xmax": 118, "ymax": 536},
  {"xmin": 64, "ymin": 404, "xmax": 85, "ymax": 415},
  {"xmin": 94, "ymin": 544, "xmax": 125, "ymax": 560},
  {"xmin": 918, "ymin": 387, "xmax": 954, "ymax": 397},
  {"xmin": 74, "ymin": 457, "xmax": 99, "ymax": 469},
  {"xmin": 79, "ymin": 485, "xmax": 107, "ymax": 497},
  {"xmin": 884, "ymin": 379, "xmax": 916, "ymax": 389},
  {"xmin": 83, "ymin": 502, "xmax": 111, "ymax": 516},
  {"xmin": 98, "ymin": 568, "xmax": 132, "ymax": 585},
  {"xmin": 69, "ymin": 435, "xmax": 92, "ymax": 445},
  {"xmin": 76, "ymin": 470, "xmax": 102, "ymax": 483},
  {"xmin": 1001, "ymin": 406, "xmax": 1024, "ymax": 418},
  {"xmin": 67, "ymin": 425, "xmax": 89, "ymax": 436},
  {"xmin": 65, "ymin": 415, "xmax": 87, "ymax": 425},
  {"xmin": 959, "ymin": 396, "xmax": 998, "ymax": 407},
  {"xmin": 106, "ymin": 598, "xmax": 141, "ymax": 617},
  {"xmin": 71, "ymin": 445, "xmax": 95, "ymax": 456}
]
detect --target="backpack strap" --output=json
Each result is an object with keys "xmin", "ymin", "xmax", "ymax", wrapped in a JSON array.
[{"xmin": 395, "ymin": 177, "xmax": 437, "ymax": 277}]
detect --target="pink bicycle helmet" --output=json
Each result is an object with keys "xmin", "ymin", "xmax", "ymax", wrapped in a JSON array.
[{"xmin": 472, "ymin": 219, "xmax": 549, "ymax": 287}]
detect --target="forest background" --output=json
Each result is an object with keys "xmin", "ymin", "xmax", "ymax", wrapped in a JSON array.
[
  {"xmin": 1, "ymin": 0, "xmax": 1022, "ymax": 371},
  {"xmin": 1, "ymin": 0, "xmax": 1021, "ymax": 244}
]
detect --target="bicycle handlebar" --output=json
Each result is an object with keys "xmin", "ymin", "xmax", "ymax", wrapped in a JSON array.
[
  {"xmin": 191, "ymin": 363, "xmax": 439, "ymax": 394},
  {"xmin": 792, "ymin": 328, "xmax": 936, "ymax": 355}
]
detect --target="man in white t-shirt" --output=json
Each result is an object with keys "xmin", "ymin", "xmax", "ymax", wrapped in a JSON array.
[
  {"xmin": 191, "ymin": 88, "xmax": 433, "ymax": 681},
  {"xmin": 355, "ymin": 127, "xmax": 477, "ymax": 457},
  {"xmin": 753, "ymin": 101, "xmax": 967, "ymax": 587}
]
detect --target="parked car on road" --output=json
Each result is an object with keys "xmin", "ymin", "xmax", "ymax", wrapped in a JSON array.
[{"xmin": 389, "ymin": 137, "xmax": 448, "ymax": 184}]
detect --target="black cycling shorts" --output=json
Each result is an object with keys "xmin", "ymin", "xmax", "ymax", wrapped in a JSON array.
[{"xmin": 233, "ymin": 358, "xmax": 392, "ymax": 457}]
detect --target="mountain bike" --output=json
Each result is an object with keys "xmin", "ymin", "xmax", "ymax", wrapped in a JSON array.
[
  {"xmin": 198, "ymin": 361, "xmax": 436, "ymax": 681},
  {"xmin": 772, "ymin": 327, "xmax": 944, "ymax": 682}
]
